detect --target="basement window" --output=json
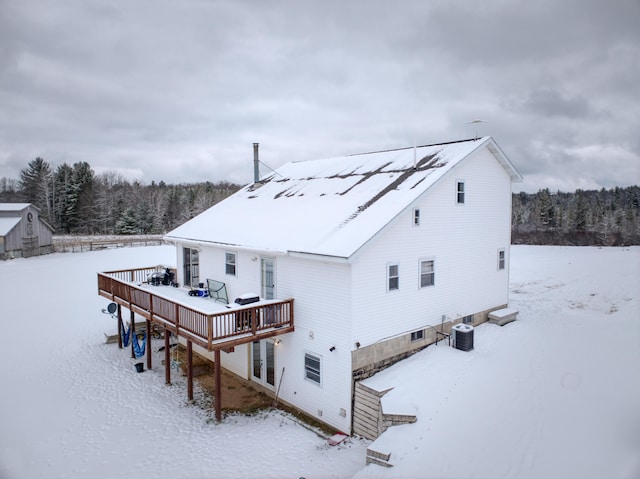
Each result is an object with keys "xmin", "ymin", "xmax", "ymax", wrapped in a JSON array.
[
  {"xmin": 462, "ymin": 315, "xmax": 474, "ymax": 324},
  {"xmin": 304, "ymin": 353, "xmax": 321, "ymax": 385},
  {"xmin": 410, "ymin": 329, "xmax": 424, "ymax": 342}
]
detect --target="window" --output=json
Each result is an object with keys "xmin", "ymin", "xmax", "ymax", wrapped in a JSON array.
[
  {"xmin": 183, "ymin": 247, "xmax": 199, "ymax": 287},
  {"xmin": 413, "ymin": 208, "xmax": 420, "ymax": 226},
  {"xmin": 462, "ymin": 315, "xmax": 474, "ymax": 324},
  {"xmin": 456, "ymin": 181, "xmax": 465, "ymax": 204},
  {"xmin": 225, "ymin": 252, "xmax": 237, "ymax": 276},
  {"xmin": 388, "ymin": 264, "xmax": 399, "ymax": 291},
  {"xmin": 304, "ymin": 353, "xmax": 321, "ymax": 385},
  {"xmin": 420, "ymin": 260, "xmax": 435, "ymax": 287},
  {"xmin": 410, "ymin": 329, "xmax": 424, "ymax": 341},
  {"xmin": 498, "ymin": 249, "xmax": 506, "ymax": 270}
]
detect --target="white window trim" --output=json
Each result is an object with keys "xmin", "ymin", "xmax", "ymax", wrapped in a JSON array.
[
  {"xmin": 304, "ymin": 351, "xmax": 322, "ymax": 386},
  {"xmin": 183, "ymin": 246, "xmax": 199, "ymax": 288},
  {"xmin": 419, "ymin": 258, "xmax": 435, "ymax": 288},
  {"xmin": 225, "ymin": 251, "xmax": 237, "ymax": 276},
  {"xmin": 456, "ymin": 179, "xmax": 465, "ymax": 205},
  {"xmin": 387, "ymin": 263, "xmax": 399, "ymax": 292},
  {"xmin": 412, "ymin": 207, "xmax": 420, "ymax": 226},
  {"xmin": 497, "ymin": 248, "xmax": 506, "ymax": 270}
]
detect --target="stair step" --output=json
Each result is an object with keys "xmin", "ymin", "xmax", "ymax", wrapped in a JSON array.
[
  {"xmin": 367, "ymin": 448, "xmax": 391, "ymax": 461},
  {"xmin": 366, "ymin": 456, "xmax": 393, "ymax": 468}
]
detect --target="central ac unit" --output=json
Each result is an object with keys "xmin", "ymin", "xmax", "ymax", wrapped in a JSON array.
[{"xmin": 452, "ymin": 323, "xmax": 474, "ymax": 351}]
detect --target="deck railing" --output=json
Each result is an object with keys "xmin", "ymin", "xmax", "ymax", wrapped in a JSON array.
[{"xmin": 98, "ymin": 269, "xmax": 294, "ymax": 350}]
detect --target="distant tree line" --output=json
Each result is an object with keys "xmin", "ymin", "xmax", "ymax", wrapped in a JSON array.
[
  {"xmin": 512, "ymin": 187, "xmax": 640, "ymax": 246},
  {"xmin": 1, "ymin": 157, "xmax": 638, "ymax": 245},
  {"xmin": 0, "ymin": 157, "xmax": 240, "ymax": 234}
]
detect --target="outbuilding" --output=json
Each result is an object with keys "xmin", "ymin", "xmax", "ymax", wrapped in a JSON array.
[{"xmin": 0, "ymin": 203, "xmax": 54, "ymax": 260}]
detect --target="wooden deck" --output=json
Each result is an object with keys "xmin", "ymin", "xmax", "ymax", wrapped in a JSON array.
[
  {"xmin": 98, "ymin": 266, "xmax": 294, "ymax": 421},
  {"xmin": 97, "ymin": 266, "xmax": 294, "ymax": 351}
]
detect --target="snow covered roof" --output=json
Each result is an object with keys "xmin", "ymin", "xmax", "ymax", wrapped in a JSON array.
[
  {"xmin": 0, "ymin": 203, "xmax": 31, "ymax": 212},
  {"xmin": 166, "ymin": 137, "xmax": 521, "ymax": 259},
  {"xmin": 0, "ymin": 217, "xmax": 21, "ymax": 236}
]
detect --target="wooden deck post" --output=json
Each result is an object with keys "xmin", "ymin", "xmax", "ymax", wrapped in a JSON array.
[
  {"xmin": 187, "ymin": 340, "xmax": 193, "ymax": 402},
  {"xmin": 146, "ymin": 318, "xmax": 152, "ymax": 370},
  {"xmin": 117, "ymin": 304, "xmax": 123, "ymax": 349},
  {"xmin": 215, "ymin": 349, "xmax": 221, "ymax": 422},
  {"xmin": 165, "ymin": 330, "xmax": 171, "ymax": 385},
  {"xmin": 130, "ymin": 310, "xmax": 136, "ymax": 359}
]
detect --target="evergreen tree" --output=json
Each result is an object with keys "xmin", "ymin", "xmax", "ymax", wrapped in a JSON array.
[
  {"xmin": 52, "ymin": 163, "xmax": 74, "ymax": 233},
  {"xmin": 114, "ymin": 207, "xmax": 138, "ymax": 234},
  {"xmin": 19, "ymin": 157, "xmax": 53, "ymax": 217},
  {"xmin": 67, "ymin": 162, "xmax": 96, "ymax": 233}
]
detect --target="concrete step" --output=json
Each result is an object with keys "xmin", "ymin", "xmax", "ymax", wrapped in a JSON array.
[{"xmin": 366, "ymin": 447, "xmax": 393, "ymax": 467}]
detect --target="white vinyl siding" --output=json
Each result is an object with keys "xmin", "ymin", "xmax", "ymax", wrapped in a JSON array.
[
  {"xmin": 351, "ymin": 146, "xmax": 512, "ymax": 347},
  {"xmin": 274, "ymin": 254, "xmax": 352, "ymax": 433}
]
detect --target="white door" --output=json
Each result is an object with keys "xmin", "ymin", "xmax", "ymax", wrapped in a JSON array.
[
  {"xmin": 251, "ymin": 340, "xmax": 276, "ymax": 389},
  {"xmin": 261, "ymin": 257, "xmax": 275, "ymax": 300}
]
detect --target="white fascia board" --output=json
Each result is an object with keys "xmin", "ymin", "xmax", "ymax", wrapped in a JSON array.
[
  {"xmin": 286, "ymin": 250, "xmax": 350, "ymax": 264},
  {"xmin": 166, "ymin": 236, "xmax": 287, "ymax": 256},
  {"xmin": 485, "ymin": 138, "xmax": 523, "ymax": 182}
]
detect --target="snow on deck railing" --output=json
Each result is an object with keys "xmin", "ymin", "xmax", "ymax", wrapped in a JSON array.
[{"xmin": 97, "ymin": 269, "xmax": 294, "ymax": 350}]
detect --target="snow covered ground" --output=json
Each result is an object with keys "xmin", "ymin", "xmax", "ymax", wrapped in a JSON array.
[
  {"xmin": 0, "ymin": 245, "xmax": 638, "ymax": 478},
  {"xmin": 355, "ymin": 246, "xmax": 640, "ymax": 479}
]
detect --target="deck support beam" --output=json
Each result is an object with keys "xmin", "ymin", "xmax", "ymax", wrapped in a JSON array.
[
  {"xmin": 187, "ymin": 340, "xmax": 193, "ymax": 401},
  {"xmin": 117, "ymin": 304, "xmax": 123, "ymax": 349},
  {"xmin": 215, "ymin": 349, "xmax": 221, "ymax": 422},
  {"xmin": 165, "ymin": 331, "xmax": 171, "ymax": 385},
  {"xmin": 146, "ymin": 318, "xmax": 152, "ymax": 370},
  {"xmin": 130, "ymin": 310, "xmax": 135, "ymax": 359}
]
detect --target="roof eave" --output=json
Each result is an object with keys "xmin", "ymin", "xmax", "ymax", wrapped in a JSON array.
[{"xmin": 484, "ymin": 137, "xmax": 524, "ymax": 182}]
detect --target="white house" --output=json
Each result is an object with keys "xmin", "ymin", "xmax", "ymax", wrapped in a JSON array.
[
  {"xmin": 0, "ymin": 203, "xmax": 54, "ymax": 260},
  {"xmin": 164, "ymin": 136, "xmax": 522, "ymax": 435}
]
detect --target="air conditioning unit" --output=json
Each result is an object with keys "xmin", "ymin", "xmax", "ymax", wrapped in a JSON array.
[{"xmin": 452, "ymin": 323, "xmax": 474, "ymax": 351}]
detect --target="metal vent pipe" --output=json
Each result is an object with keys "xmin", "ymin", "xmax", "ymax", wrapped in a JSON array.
[{"xmin": 253, "ymin": 143, "xmax": 260, "ymax": 183}]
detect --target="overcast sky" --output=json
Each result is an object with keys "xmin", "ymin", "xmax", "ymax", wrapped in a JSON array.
[{"xmin": 1, "ymin": 0, "xmax": 638, "ymax": 193}]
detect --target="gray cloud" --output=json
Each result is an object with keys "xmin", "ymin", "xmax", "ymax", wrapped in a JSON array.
[{"xmin": 0, "ymin": 0, "xmax": 638, "ymax": 192}]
